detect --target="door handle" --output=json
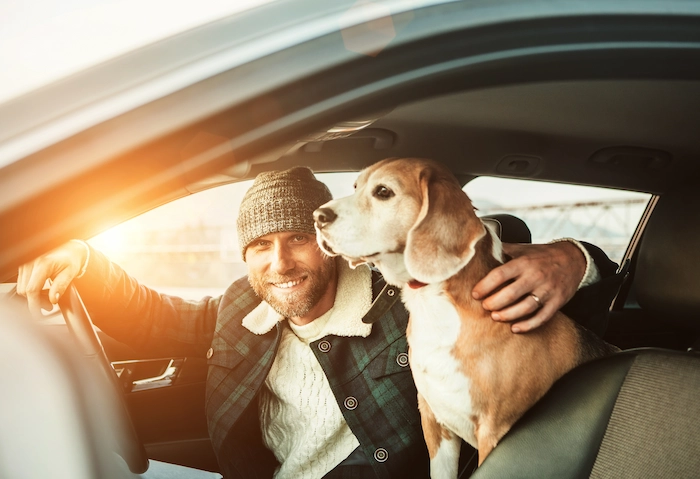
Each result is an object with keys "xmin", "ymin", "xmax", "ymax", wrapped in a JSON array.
[{"xmin": 112, "ymin": 358, "xmax": 183, "ymax": 392}]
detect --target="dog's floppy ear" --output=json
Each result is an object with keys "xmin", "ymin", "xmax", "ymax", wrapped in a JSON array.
[{"xmin": 404, "ymin": 167, "xmax": 485, "ymax": 283}]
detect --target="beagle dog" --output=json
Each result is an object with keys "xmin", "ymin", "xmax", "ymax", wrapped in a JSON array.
[{"xmin": 313, "ymin": 157, "xmax": 617, "ymax": 477}]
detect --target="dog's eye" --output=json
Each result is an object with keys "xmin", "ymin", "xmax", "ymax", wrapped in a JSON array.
[{"xmin": 373, "ymin": 185, "xmax": 394, "ymax": 199}]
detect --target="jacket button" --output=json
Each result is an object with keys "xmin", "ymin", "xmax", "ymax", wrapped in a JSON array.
[
  {"xmin": 318, "ymin": 340, "xmax": 332, "ymax": 353},
  {"xmin": 344, "ymin": 396, "xmax": 358, "ymax": 410},
  {"xmin": 206, "ymin": 348, "xmax": 214, "ymax": 359},
  {"xmin": 396, "ymin": 352, "xmax": 409, "ymax": 367},
  {"xmin": 373, "ymin": 448, "xmax": 388, "ymax": 462},
  {"xmin": 387, "ymin": 288, "xmax": 396, "ymax": 297}
]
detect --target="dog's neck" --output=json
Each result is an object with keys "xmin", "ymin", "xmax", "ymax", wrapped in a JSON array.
[
  {"xmin": 372, "ymin": 253, "xmax": 413, "ymax": 286},
  {"xmin": 444, "ymin": 224, "xmax": 503, "ymax": 309}
]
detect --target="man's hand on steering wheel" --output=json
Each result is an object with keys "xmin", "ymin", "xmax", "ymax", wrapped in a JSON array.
[{"xmin": 16, "ymin": 240, "xmax": 88, "ymax": 316}]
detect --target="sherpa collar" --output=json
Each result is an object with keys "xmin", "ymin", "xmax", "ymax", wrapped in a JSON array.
[{"xmin": 242, "ymin": 260, "xmax": 373, "ymax": 338}]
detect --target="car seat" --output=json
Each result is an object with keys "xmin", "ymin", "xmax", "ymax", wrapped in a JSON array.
[
  {"xmin": 0, "ymin": 297, "xmax": 138, "ymax": 479},
  {"xmin": 480, "ymin": 214, "xmax": 532, "ymax": 244},
  {"xmin": 469, "ymin": 188, "xmax": 700, "ymax": 478}
]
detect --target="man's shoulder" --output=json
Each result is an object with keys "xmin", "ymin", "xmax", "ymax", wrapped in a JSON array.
[
  {"xmin": 220, "ymin": 275, "xmax": 256, "ymax": 306},
  {"xmin": 216, "ymin": 276, "xmax": 262, "ymax": 336}
]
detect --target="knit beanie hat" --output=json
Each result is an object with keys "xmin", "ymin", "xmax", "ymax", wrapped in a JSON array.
[{"xmin": 237, "ymin": 166, "xmax": 333, "ymax": 259}]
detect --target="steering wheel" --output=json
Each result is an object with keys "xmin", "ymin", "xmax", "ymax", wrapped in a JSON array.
[{"xmin": 58, "ymin": 283, "xmax": 149, "ymax": 474}]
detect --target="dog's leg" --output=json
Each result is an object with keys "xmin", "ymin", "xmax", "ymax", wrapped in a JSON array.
[
  {"xmin": 418, "ymin": 393, "xmax": 461, "ymax": 478},
  {"xmin": 474, "ymin": 419, "xmax": 508, "ymax": 466}
]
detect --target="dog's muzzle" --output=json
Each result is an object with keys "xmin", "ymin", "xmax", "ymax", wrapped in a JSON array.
[{"xmin": 313, "ymin": 207, "xmax": 337, "ymax": 229}]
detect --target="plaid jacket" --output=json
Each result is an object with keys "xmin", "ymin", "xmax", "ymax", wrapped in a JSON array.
[{"xmin": 78, "ymin": 248, "xmax": 429, "ymax": 479}]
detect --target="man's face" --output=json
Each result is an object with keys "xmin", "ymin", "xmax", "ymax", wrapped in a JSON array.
[{"xmin": 246, "ymin": 231, "xmax": 337, "ymax": 322}]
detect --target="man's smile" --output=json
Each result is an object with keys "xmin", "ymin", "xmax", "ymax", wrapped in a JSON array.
[{"xmin": 271, "ymin": 277, "xmax": 307, "ymax": 290}]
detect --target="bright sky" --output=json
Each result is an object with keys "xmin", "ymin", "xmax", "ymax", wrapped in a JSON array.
[{"xmin": 0, "ymin": 0, "xmax": 271, "ymax": 105}]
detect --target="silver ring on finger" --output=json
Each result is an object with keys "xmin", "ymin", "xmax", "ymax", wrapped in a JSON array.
[{"xmin": 529, "ymin": 293, "xmax": 543, "ymax": 309}]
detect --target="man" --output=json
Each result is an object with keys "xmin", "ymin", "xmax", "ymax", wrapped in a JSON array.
[{"xmin": 17, "ymin": 167, "xmax": 623, "ymax": 478}]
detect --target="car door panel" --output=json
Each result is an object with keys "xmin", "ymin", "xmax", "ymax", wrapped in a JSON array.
[{"xmin": 123, "ymin": 362, "xmax": 218, "ymax": 473}]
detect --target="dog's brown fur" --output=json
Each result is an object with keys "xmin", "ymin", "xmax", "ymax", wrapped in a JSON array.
[{"xmin": 314, "ymin": 157, "xmax": 617, "ymax": 476}]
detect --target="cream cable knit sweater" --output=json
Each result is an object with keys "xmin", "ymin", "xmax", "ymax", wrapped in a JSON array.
[{"xmin": 242, "ymin": 261, "xmax": 373, "ymax": 479}]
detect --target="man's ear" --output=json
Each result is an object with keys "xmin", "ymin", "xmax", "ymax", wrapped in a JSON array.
[{"xmin": 404, "ymin": 169, "xmax": 485, "ymax": 283}]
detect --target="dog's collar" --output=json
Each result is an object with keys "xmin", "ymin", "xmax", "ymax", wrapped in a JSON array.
[{"xmin": 407, "ymin": 279, "xmax": 428, "ymax": 289}]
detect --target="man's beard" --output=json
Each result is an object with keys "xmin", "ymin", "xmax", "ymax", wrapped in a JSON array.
[{"xmin": 249, "ymin": 258, "xmax": 336, "ymax": 318}]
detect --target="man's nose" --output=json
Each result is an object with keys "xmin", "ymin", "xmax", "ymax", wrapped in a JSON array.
[
  {"xmin": 314, "ymin": 207, "xmax": 337, "ymax": 229},
  {"xmin": 270, "ymin": 243, "xmax": 295, "ymax": 273}
]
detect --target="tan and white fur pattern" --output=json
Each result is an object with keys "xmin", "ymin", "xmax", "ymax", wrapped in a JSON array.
[{"xmin": 313, "ymin": 157, "xmax": 616, "ymax": 477}]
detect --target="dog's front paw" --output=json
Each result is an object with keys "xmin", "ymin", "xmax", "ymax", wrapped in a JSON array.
[{"xmin": 428, "ymin": 436, "xmax": 461, "ymax": 479}]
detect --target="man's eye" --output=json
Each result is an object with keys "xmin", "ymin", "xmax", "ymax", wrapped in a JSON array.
[
  {"xmin": 373, "ymin": 185, "xmax": 394, "ymax": 199},
  {"xmin": 292, "ymin": 235, "xmax": 308, "ymax": 243}
]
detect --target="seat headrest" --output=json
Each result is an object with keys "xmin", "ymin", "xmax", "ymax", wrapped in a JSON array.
[
  {"xmin": 636, "ymin": 187, "xmax": 700, "ymax": 329},
  {"xmin": 481, "ymin": 214, "xmax": 532, "ymax": 244}
]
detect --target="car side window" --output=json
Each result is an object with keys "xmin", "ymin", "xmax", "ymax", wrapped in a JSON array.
[
  {"xmin": 89, "ymin": 173, "xmax": 650, "ymax": 300},
  {"xmin": 88, "ymin": 172, "xmax": 359, "ymax": 299},
  {"xmin": 464, "ymin": 177, "xmax": 652, "ymax": 264}
]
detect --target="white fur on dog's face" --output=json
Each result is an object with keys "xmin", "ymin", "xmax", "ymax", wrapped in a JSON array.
[
  {"xmin": 316, "ymin": 160, "xmax": 422, "ymax": 284},
  {"xmin": 315, "ymin": 157, "xmax": 484, "ymax": 286}
]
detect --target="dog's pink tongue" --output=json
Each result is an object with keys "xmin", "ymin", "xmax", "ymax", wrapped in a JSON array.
[{"xmin": 407, "ymin": 279, "xmax": 427, "ymax": 289}]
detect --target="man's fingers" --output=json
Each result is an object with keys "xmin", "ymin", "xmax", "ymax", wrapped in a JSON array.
[
  {"xmin": 16, "ymin": 265, "xmax": 25, "ymax": 296},
  {"xmin": 510, "ymin": 304, "xmax": 558, "ymax": 333},
  {"xmin": 16, "ymin": 263, "xmax": 33, "ymax": 296},
  {"xmin": 481, "ymin": 274, "xmax": 545, "ymax": 312},
  {"xmin": 48, "ymin": 269, "xmax": 76, "ymax": 304},
  {"xmin": 40, "ymin": 291, "xmax": 54, "ymax": 311},
  {"xmin": 481, "ymin": 282, "xmax": 520, "ymax": 312},
  {"xmin": 25, "ymin": 287, "xmax": 45, "ymax": 318},
  {"xmin": 17, "ymin": 241, "xmax": 87, "ymax": 318},
  {"xmin": 25, "ymin": 289, "xmax": 54, "ymax": 318},
  {"xmin": 472, "ymin": 262, "xmax": 518, "ymax": 300},
  {"xmin": 490, "ymin": 295, "xmax": 541, "ymax": 322},
  {"xmin": 23, "ymin": 262, "xmax": 50, "ymax": 314}
]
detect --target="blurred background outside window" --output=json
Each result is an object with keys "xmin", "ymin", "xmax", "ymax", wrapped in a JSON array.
[
  {"xmin": 89, "ymin": 173, "xmax": 650, "ymax": 299},
  {"xmin": 465, "ymin": 177, "xmax": 651, "ymax": 264}
]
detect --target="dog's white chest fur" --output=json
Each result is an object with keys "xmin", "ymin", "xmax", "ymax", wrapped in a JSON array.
[{"xmin": 404, "ymin": 284, "xmax": 478, "ymax": 448}]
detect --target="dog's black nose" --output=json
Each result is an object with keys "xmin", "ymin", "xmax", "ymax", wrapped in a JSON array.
[{"xmin": 314, "ymin": 207, "xmax": 337, "ymax": 228}]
